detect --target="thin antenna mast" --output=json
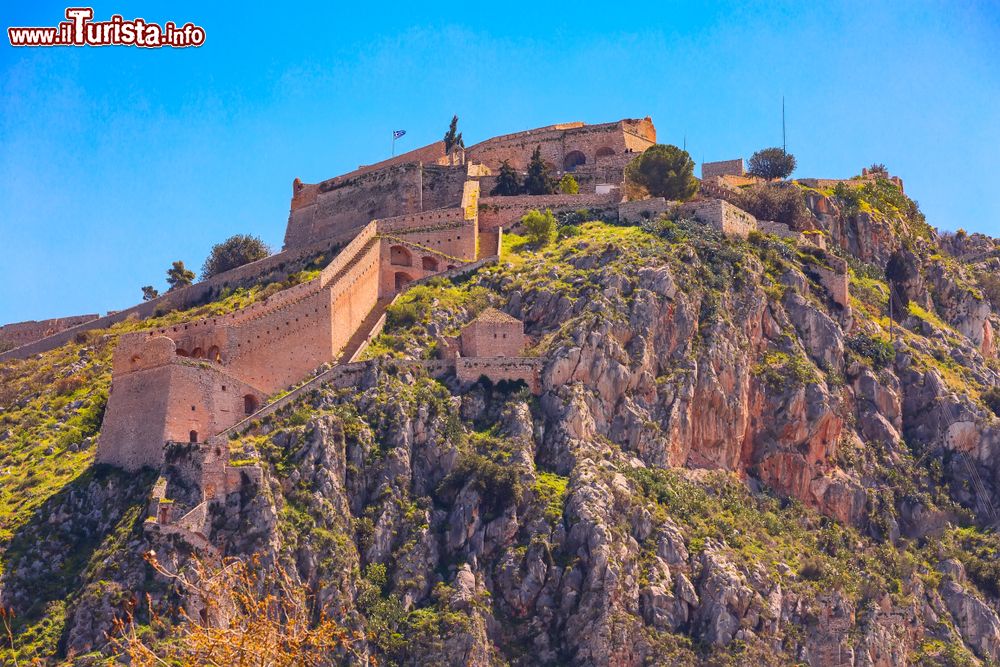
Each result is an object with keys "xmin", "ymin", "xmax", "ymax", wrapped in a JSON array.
[{"xmin": 782, "ymin": 96, "xmax": 786, "ymax": 153}]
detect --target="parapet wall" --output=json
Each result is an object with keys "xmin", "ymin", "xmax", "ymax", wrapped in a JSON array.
[
  {"xmin": 618, "ymin": 198, "xmax": 671, "ymax": 224},
  {"xmin": 466, "ymin": 118, "xmax": 655, "ymax": 174},
  {"xmin": 478, "ymin": 193, "xmax": 619, "ymax": 230},
  {"xmin": 0, "ymin": 314, "xmax": 99, "ymax": 349},
  {"xmin": 456, "ymin": 357, "xmax": 542, "ymax": 394},
  {"xmin": 701, "ymin": 159, "xmax": 745, "ymax": 180},
  {"xmin": 679, "ymin": 199, "xmax": 757, "ymax": 238}
]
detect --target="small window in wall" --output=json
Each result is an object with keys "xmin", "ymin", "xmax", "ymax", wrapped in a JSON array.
[{"xmin": 189, "ymin": 430, "xmax": 198, "ymax": 443}]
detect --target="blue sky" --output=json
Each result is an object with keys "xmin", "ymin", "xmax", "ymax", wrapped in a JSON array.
[{"xmin": 1, "ymin": 1, "xmax": 999, "ymax": 323}]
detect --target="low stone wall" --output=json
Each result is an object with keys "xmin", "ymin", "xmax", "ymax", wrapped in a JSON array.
[
  {"xmin": 456, "ymin": 357, "xmax": 542, "ymax": 394},
  {"xmin": 0, "ymin": 313, "xmax": 99, "ymax": 349},
  {"xmin": 618, "ymin": 198, "xmax": 671, "ymax": 224},
  {"xmin": 811, "ymin": 255, "xmax": 849, "ymax": 309},
  {"xmin": 478, "ymin": 193, "xmax": 619, "ymax": 230},
  {"xmin": 679, "ymin": 198, "xmax": 757, "ymax": 238}
]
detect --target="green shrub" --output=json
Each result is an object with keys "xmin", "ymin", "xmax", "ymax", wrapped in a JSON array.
[
  {"xmin": 558, "ymin": 174, "xmax": 579, "ymax": 195},
  {"xmin": 846, "ymin": 334, "xmax": 895, "ymax": 370},
  {"xmin": 521, "ymin": 209, "xmax": 557, "ymax": 246},
  {"xmin": 983, "ymin": 387, "xmax": 1000, "ymax": 417}
]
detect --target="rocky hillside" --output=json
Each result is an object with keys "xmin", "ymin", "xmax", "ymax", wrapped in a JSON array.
[{"xmin": 5, "ymin": 178, "xmax": 1000, "ymax": 665}]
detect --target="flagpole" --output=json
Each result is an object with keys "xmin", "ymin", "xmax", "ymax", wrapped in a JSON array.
[{"xmin": 392, "ymin": 133, "xmax": 396, "ymax": 157}]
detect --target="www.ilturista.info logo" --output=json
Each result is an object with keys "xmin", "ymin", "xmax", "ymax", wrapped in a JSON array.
[{"xmin": 8, "ymin": 8, "xmax": 205, "ymax": 48}]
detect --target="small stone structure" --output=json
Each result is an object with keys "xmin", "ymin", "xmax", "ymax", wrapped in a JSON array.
[
  {"xmin": 460, "ymin": 308, "xmax": 526, "ymax": 357},
  {"xmin": 701, "ymin": 158, "xmax": 745, "ymax": 180}
]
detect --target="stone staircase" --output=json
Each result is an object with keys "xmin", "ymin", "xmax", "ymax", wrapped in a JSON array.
[{"xmin": 337, "ymin": 297, "xmax": 393, "ymax": 364}]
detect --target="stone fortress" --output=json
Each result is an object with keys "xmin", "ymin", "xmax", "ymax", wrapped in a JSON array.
[{"xmin": 0, "ymin": 116, "xmax": 854, "ymax": 550}]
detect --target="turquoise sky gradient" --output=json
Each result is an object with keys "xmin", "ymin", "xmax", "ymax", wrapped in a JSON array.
[{"xmin": 1, "ymin": 1, "xmax": 998, "ymax": 323}]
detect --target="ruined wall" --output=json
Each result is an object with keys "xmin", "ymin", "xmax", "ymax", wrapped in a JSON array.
[
  {"xmin": 701, "ymin": 159, "xmax": 745, "ymax": 180},
  {"xmin": 456, "ymin": 357, "xmax": 542, "ymax": 394},
  {"xmin": 284, "ymin": 163, "xmax": 468, "ymax": 250},
  {"xmin": 680, "ymin": 198, "xmax": 757, "ymax": 238},
  {"xmin": 618, "ymin": 198, "xmax": 671, "ymax": 224},
  {"xmin": 465, "ymin": 119, "xmax": 655, "ymax": 174},
  {"xmin": 478, "ymin": 193, "xmax": 619, "ymax": 230},
  {"xmin": 0, "ymin": 314, "xmax": 99, "ymax": 349}
]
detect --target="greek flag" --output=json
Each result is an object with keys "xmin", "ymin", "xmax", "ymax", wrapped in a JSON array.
[{"xmin": 393, "ymin": 129, "xmax": 406, "ymax": 139}]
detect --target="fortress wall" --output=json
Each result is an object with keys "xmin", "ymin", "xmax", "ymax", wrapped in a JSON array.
[
  {"xmin": 679, "ymin": 198, "xmax": 757, "ymax": 238},
  {"xmin": 0, "ymin": 314, "xmax": 99, "ymax": 349},
  {"xmin": 466, "ymin": 119, "xmax": 654, "ymax": 174},
  {"xmin": 478, "ymin": 193, "xmax": 619, "ymax": 230},
  {"xmin": 97, "ymin": 355, "xmax": 265, "ymax": 471},
  {"xmin": 283, "ymin": 163, "xmax": 468, "ymax": 250},
  {"xmin": 455, "ymin": 357, "xmax": 542, "ymax": 394},
  {"xmin": 97, "ymin": 364, "xmax": 172, "ymax": 470},
  {"xmin": 319, "ymin": 220, "xmax": 379, "ymax": 285},
  {"xmin": 379, "ymin": 239, "xmax": 450, "ymax": 295},
  {"xmin": 0, "ymin": 233, "xmax": 354, "ymax": 363},
  {"xmin": 618, "ymin": 198, "xmax": 672, "ymax": 224},
  {"xmin": 226, "ymin": 236, "xmax": 381, "ymax": 392},
  {"xmin": 376, "ymin": 208, "xmax": 464, "ymax": 235},
  {"xmin": 701, "ymin": 159, "xmax": 745, "ymax": 180}
]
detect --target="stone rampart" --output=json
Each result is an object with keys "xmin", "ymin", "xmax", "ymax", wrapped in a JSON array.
[
  {"xmin": 456, "ymin": 357, "xmax": 542, "ymax": 394},
  {"xmin": 618, "ymin": 198, "xmax": 671, "ymax": 224},
  {"xmin": 701, "ymin": 159, "xmax": 745, "ymax": 180},
  {"xmin": 465, "ymin": 118, "xmax": 654, "ymax": 174},
  {"xmin": 0, "ymin": 314, "xmax": 99, "ymax": 349},
  {"xmin": 284, "ymin": 163, "xmax": 468, "ymax": 250},
  {"xmin": 679, "ymin": 198, "xmax": 757, "ymax": 238},
  {"xmin": 478, "ymin": 193, "xmax": 619, "ymax": 230}
]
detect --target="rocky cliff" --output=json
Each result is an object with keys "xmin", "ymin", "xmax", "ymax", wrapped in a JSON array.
[{"xmin": 5, "ymin": 178, "xmax": 1000, "ymax": 665}]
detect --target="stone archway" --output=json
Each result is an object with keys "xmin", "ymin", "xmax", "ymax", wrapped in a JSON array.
[
  {"xmin": 243, "ymin": 394, "xmax": 259, "ymax": 415},
  {"xmin": 422, "ymin": 256, "xmax": 439, "ymax": 271},
  {"xmin": 207, "ymin": 345, "xmax": 221, "ymax": 363},
  {"xmin": 390, "ymin": 245, "xmax": 413, "ymax": 267},
  {"xmin": 563, "ymin": 150, "xmax": 586, "ymax": 172},
  {"xmin": 595, "ymin": 146, "xmax": 615, "ymax": 160},
  {"xmin": 176, "ymin": 348, "xmax": 190, "ymax": 357},
  {"xmin": 191, "ymin": 347, "xmax": 204, "ymax": 359},
  {"xmin": 189, "ymin": 430, "xmax": 199, "ymax": 443}
]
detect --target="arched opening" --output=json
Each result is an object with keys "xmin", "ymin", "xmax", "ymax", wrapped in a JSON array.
[
  {"xmin": 389, "ymin": 245, "xmax": 413, "ymax": 267},
  {"xmin": 421, "ymin": 256, "xmax": 439, "ymax": 271},
  {"xmin": 447, "ymin": 264, "xmax": 456, "ymax": 270},
  {"xmin": 595, "ymin": 146, "xmax": 615, "ymax": 160},
  {"xmin": 563, "ymin": 150, "xmax": 586, "ymax": 172},
  {"xmin": 176, "ymin": 349, "xmax": 189, "ymax": 357},
  {"xmin": 394, "ymin": 272, "xmax": 414, "ymax": 291},
  {"xmin": 207, "ymin": 345, "xmax": 221, "ymax": 362},
  {"xmin": 191, "ymin": 347, "xmax": 204, "ymax": 359},
  {"xmin": 189, "ymin": 430, "xmax": 198, "ymax": 443},
  {"xmin": 243, "ymin": 394, "xmax": 259, "ymax": 415}
]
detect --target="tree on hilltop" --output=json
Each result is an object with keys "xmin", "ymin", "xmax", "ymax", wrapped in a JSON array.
[
  {"xmin": 490, "ymin": 160, "xmax": 521, "ymax": 196},
  {"xmin": 748, "ymin": 147, "xmax": 797, "ymax": 181},
  {"xmin": 625, "ymin": 144, "xmax": 698, "ymax": 200},
  {"xmin": 523, "ymin": 146, "xmax": 556, "ymax": 195},
  {"xmin": 141, "ymin": 285, "xmax": 159, "ymax": 301},
  {"xmin": 201, "ymin": 234, "xmax": 271, "ymax": 279},
  {"xmin": 443, "ymin": 115, "xmax": 463, "ymax": 154},
  {"xmin": 166, "ymin": 261, "xmax": 195, "ymax": 291}
]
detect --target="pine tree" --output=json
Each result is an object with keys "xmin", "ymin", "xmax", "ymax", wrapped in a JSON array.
[
  {"xmin": 166, "ymin": 261, "xmax": 195, "ymax": 291},
  {"xmin": 443, "ymin": 115, "xmax": 463, "ymax": 153},
  {"xmin": 490, "ymin": 160, "xmax": 522, "ymax": 196},
  {"xmin": 523, "ymin": 146, "xmax": 556, "ymax": 195},
  {"xmin": 141, "ymin": 285, "xmax": 159, "ymax": 301}
]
